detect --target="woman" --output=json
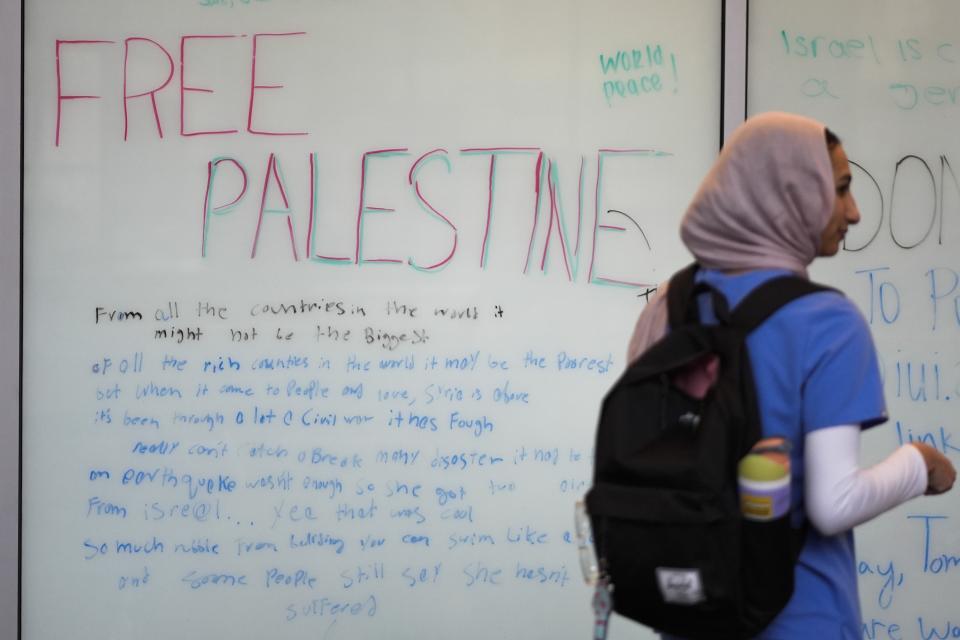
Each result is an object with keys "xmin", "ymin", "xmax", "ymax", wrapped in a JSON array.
[{"xmin": 627, "ymin": 112, "xmax": 956, "ymax": 639}]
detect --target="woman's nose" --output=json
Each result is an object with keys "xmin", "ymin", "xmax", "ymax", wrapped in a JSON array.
[{"xmin": 846, "ymin": 196, "xmax": 861, "ymax": 225}]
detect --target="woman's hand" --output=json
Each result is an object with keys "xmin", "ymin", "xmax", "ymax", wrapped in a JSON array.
[{"xmin": 911, "ymin": 443, "xmax": 957, "ymax": 495}]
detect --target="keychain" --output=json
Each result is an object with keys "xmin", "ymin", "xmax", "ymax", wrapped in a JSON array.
[
  {"xmin": 592, "ymin": 573, "xmax": 613, "ymax": 640},
  {"xmin": 576, "ymin": 499, "xmax": 612, "ymax": 639}
]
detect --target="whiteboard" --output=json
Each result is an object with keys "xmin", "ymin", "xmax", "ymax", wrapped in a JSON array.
[
  {"xmin": 21, "ymin": 1, "xmax": 721, "ymax": 638},
  {"xmin": 749, "ymin": 1, "xmax": 960, "ymax": 637}
]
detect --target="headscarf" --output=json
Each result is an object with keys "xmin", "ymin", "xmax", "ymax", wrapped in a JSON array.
[{"xmin": 626, "ymin": 112, "xmax": 836, "ymax": 363}]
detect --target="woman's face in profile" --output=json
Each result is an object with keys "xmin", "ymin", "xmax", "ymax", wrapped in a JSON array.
[{"xmin": 818, "ymin": 144, "xmax": 860, "ymax": 257}]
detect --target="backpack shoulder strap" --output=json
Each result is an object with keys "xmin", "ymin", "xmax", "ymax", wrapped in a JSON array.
[
  {"xmin": 665, "ymin": 263, "xmax": 700, "ymax": 329},
  {"xmin": 731, "ymin": 276, "xmax": 840, "ymax": 333}
]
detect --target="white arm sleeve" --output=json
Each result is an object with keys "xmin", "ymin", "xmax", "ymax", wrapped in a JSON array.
[{"xmin": 804, "ymin": 425, "xmax": 928, "ymax": 536}]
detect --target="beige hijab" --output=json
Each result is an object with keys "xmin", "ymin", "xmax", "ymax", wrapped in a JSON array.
[{"xmin": 627, "ymin": 112, "xmax": 836, "ymax": 363}]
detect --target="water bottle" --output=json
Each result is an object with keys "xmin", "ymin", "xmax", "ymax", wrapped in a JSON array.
[{"xmin": 738, "ymin": 437, "xmax": 791, "ymax": 521}]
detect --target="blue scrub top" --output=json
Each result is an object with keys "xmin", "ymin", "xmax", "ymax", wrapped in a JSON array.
[{"xmin": 665, "ymin": 268, "xmax": 888, "ymax": 640}]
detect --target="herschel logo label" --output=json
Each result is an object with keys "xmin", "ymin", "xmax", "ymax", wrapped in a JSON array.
[{"xmin": 655, "ymin": 567, "xmax": 705, "ymax": 605}]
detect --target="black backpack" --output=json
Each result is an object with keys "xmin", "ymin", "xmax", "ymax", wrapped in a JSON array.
[{"xmin": 585, "ymin": 263, "xmax": 834, "ymax": 639}]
